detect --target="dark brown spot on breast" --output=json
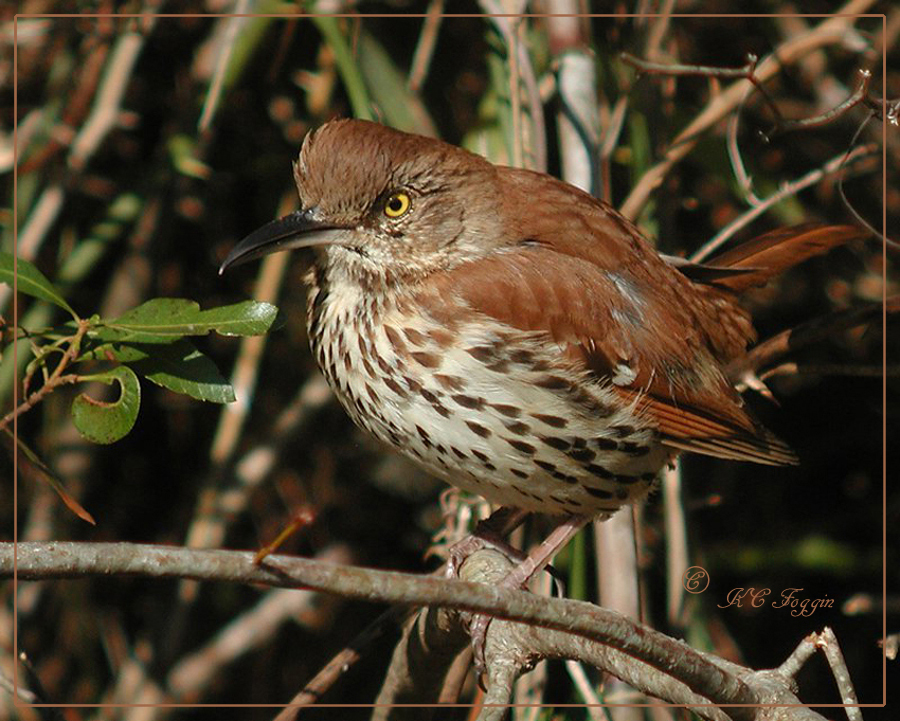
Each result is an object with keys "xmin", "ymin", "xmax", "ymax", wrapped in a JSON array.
[
  {"xmin": 452, "ymin": 394, "xmax": 485, "ymax": 410},
  {"xmin": 432, "ymin": 403, "xmax": 451, "ymax": 418},
  {"xmin": 466, "ymin": 421, "xmax": 492, "ymax": 438},
  {"xmin": 614, "ymin": 474, "xmax": 640, "ymax": 484},
  {"xmin": 594, "ymin": 437, "xmax": 618, "ymax": 450},
  {"xmin": 411, "ymin": 351, "xmax": 440, "ymax": 368},
  {"xmin": 534, "ymin": 460, "xmax": 556, "ymax": 473},
  {"xmin": 612, "ymin": 424, "xmax": 635, "ymax": 437},
  {"xmin": 504, "ymin": 421, "xmax": 530, "ymax": 435},
  {"xmin": 361, "ymin": 357, "xmax": 376, "ymax": 377},
  {"xmin": 620, "ymin": 442, "xmax": 649, "ymax": 456},
  {"xmin": 434, "ymin": 374, "xmax": 464, "ymax": 391},
  {"xmin": 383, "ymin": 376, "xmax": 406, "ymax": 397},
  {"xmin": 536, "ymin": 376, "xmax": 570, "ymax": 390},
  {"xmin": 505, "ymin": 439, "xmax": 536, "ymax": 455},
  {"xmin": 568, "ymin": 448, "xmax": 597, "ymax": 462},
  {"xmin": 450, "ymin": 446, "xmax": 467, "ymax": 459},
  {"xmin": 510, "ymin": 468, "xmax": 529, "ymax": 479},
  {"xmin": 376, "ymin": 355, "xmax": 392, "ymax": 374},
  {"xmin": 490, "ymin": 403, "xmax": 520, "ymax": 418},
  {"xmin": 573, "ymin": 389, "xmax": 613, "ymax": 416},
  {"xmin": 402, "ymin": 375, "xmax": 422, "ymax": 392},
  {"xmin": 428, "ymin": 328, "xmax": 454, "ymax": 347},
  {"xmin": 466, "ymin": 346, "xmax": 495, "ymax": 363},
  {"xmin": 366, "ymin": 384, "xmax": 379, "ymax": 402},
  {"xmin": 539, "ymin": 435, "xmax": 571, "ymax": 451},
  {"xmin": 402, "ymin": 327, "xmax": 428, "ymax": 347},
  {"xmin": 531, "ymin": 413, "xmax": 567, "ymax": 428},
  {"xmin": 471, "ymin": 449, "xmax": 490, "ymax": 462},
  {"xmin": 384, "ymin": 325, "xmax": 407, "ymax": 357},
  {"xmin": 419, "ymin": 387, "xmax": 440, "ymax": 403},
  {"xmin": 552, "ymin": 472, "xmax": 578, "ymax": 484},
  {"xmin": 510, "ymin": 349, "xmax": 533, "ymax": 364},
  {"xmin": 582, "ymin": 486, "xmax": 614, "ymax": 499},
  {"xmin": 586, "ymin": 463, "xmax": 614, "ymax": 479},
  {"xmin": 416, "ymin": 425, "xmax": 432, "ymax": 446}
]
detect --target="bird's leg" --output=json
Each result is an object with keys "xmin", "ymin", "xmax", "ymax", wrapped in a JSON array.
[
  {"xmin": 467, "ymin": 514, "xmax": 592, "ymax": 679},
  {"xmin": 445, "ymin": 506, "xmax": 531, "ymax": 578}
]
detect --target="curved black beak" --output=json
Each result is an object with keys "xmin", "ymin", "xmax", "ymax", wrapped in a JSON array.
[{"xmin": 219, "ymin": 209, "xmax": 346, "ymax": 275}]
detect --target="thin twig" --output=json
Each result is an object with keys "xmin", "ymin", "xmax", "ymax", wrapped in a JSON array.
[
  {"xmin": 197, "ymin": 1, "xmax": 251, "ymax": 133},
  {"xmin": 619, "ymin": 2, "xmax": 876, "ymax": 220},
  {"xmin": 516, "ymin": 22, "xmax": 547, "ymax": 173},
  {"xmin": 662, "ymin": 459, "xmax": 688, "ymax": 627},
  {"xmin": 407, "ymin": 0, "xmax": 444, "ymax": 94},
  {"xmin": 642, "ymin": 0, "xmax": 676, "ymax": 61},
  {"xmin": 69, "ymin": 18, "xmax": 152, "ymax": 170},
  {"xmin": 691, "ymin": 142, "xmax": 878, "ymax": 262},
  {"xmin": 565, "ymin": 659, "xmax": 606, "ymax": 720},
  {"xmin": 774, "ymin": 69, "xmax": 872, "ymax": 133},
  {"xmin": 759, "ymin": 362, "xmax": 897, "ymax": 381},
  {"xmin": 729, "ymin": 298, "xmax": 892, "ymax": 383},
  {"xmin": 838, "ymin": 107, "xmax": 898, "ymax": 250},
  {"xmin": 726, "ymin": 99, "xmax": 762, "ymax": 206},
  {"xmin": 622, "ymin": 50, "xmax": 761, "ymax": 79},
  {"xmin": 812, "ymin": 628, "xmax": 862, "ymax": 720},
  {"xmin": 0, "ymin": 320, "xmax": 88, "ymax": 433}
]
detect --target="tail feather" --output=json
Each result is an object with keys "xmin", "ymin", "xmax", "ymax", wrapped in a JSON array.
[{"xmin": 700, "ymin": 224, "xmax": 868, "ymax": 293}]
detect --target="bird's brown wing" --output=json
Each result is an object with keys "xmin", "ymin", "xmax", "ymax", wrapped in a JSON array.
[{"xmin": 424, "ymin": 246, "xmax": 797, "ymax": 466}]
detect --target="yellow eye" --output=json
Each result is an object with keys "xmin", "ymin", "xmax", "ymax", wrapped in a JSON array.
[{"xmin": 384, "ymin": 192, "xmax": 411, "ymax": 218}]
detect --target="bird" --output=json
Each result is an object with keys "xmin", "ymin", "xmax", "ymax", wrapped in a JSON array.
[{"xmin": 220, "ymin": 118, "xmax": 860, "ymax": 575}]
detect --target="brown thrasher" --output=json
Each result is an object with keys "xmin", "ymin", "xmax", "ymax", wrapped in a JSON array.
[{"xmin": 220, "ymin": 119, "xmax": 859, "ymax": 574}]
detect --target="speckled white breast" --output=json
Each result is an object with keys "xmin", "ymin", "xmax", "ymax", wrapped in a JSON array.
[{"xmin": 307, "ymin": 270, "xmax": 669, "ymax": 516}]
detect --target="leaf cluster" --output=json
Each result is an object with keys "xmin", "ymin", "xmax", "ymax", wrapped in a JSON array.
[{"xmin": 1, "ymin": 252, "xmax": 276, "ymax": 444}]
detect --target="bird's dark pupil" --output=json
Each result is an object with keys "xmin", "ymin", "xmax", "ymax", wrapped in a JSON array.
[{"xmin": 389, "ymin": 197, "xmax": 402, "ymax": 211}]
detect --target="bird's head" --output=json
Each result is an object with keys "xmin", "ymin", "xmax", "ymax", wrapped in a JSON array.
[{"xmin": 220, "ymin": 119, "xmax": 510, "ymax": 284}]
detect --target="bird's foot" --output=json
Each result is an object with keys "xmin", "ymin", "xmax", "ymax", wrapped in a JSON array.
[{"xmin": 462, "ymin": 514, "xmax": 592, "ymax": 683}]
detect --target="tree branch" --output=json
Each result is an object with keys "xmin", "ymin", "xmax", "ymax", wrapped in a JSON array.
[{"xmin": 3, "ymin": 541, "xmax": 854, "ymax": 717}]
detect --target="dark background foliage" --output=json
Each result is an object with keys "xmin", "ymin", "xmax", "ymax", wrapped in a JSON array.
[{"xmin": 2, "ymin": 2, "xmax": 895, "ymax": 718}]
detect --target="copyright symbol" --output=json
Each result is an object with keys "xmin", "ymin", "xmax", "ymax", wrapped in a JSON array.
[{"xmin": 683, "ymin": 566, "xmax": 710, "ymax": 594}]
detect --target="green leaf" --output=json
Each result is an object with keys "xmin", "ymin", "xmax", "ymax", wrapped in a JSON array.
[
  {"xmin": 168, "ymin": 135, "xmax": 211, "ymax": 179},
  {"xmin": 92, "ymin": 299, "xmax": 278, "ymax": 343},
  {"xmin": 132, "ymin": 342, "xmax": 235, "ymax": 403},
  {"xmin": 357, "ymin": 30, "xmax": 437, "ymax": 136},
  {"xmin": 312, "ymin": 16, "xmax": 373, "ymax": 121},
  {"xmin": 0, "ymin": 251, "xmax": 78, "ymax": 319},
  {"xmin": 81, "ymin": 339, "xmax": 234, "ymax": 403},
  {"xmin": 71, "ymin": 366, "xmax": 141, "ymax": 444}
]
